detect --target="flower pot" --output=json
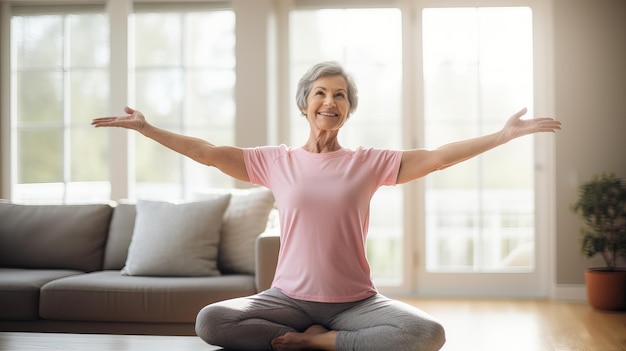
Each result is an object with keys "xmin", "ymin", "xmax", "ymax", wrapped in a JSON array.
[{"xmin": 585, "ymin": 268, "xmax": 626, "ymax": 311}]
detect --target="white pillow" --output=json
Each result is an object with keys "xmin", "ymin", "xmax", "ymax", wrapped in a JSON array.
[
  {"xmin": 121, "ymin": 195, "xmax": 230, "ymax": 277},
  {"xmin": 194, "ymin": 187, "xmax": 275, "ymax": 274}
]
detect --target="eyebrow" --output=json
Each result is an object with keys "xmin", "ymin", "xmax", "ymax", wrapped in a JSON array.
[{"xmin": 313, "ymin": 86, "xmax": 347, "ymax": 93}]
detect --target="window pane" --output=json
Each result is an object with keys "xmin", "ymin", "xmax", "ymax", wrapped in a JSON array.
[
  {"xmin": 17, "ymin": 71, "xmax": 63, "ymax": 123},
  {"xmin": 289, "ymin": 8, "xmax": 403, "ymax": 285},
  {"xmin": 70, "ymin": 70, "xmax": 109, "ymax": 124},
  {"xmin": 71, "ymin": 127, "xmax": 108, "ymax": 182},
  {"xmin": 185, "ymin": 69, "xmax": 235, "ymax": 126},
  {"xmin": 135, "ymin": 69, "xmax": 184, "ymax": 127},
  {"xmin": 69, "ymin": 14, "xmax": 109, "ymax": 67},
  {"xmin": 134, "ymin": 13, "xmax": 182, "ymax": 67},
  {"xmin": 136, "ymin": 136, "xmax": 181, "ymax": 183},
  {"xmin": 13, "ymin": 16, "xmax": 63, "ymax": 68},
  {"xmin": 18, "ymin": 129, "xmax": 63, "ymax": 183},
  {"xmin": 186, "ymin": 12, "xmax": 235, "ymax": 68},
  {"xmin": 133, "ymin": 10, "xmax": 235, "ymax": 200},
  {"xmin": 423, "ymin": 7, "xmax": 534, "ymax": 272}
]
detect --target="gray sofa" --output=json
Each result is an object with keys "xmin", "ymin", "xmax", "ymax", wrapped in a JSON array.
[{"xmin": 0, "ymin": 187, "xmax": 280, "ymax": 336}]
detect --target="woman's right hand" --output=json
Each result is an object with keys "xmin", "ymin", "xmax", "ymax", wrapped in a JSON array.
[
  {"xmin": 92, "ymin": 105, "xmax": 250, "ymax": 182},
  {"xmin": 91, "ymin": 106, "xmax": 146, "ymax": 131}
]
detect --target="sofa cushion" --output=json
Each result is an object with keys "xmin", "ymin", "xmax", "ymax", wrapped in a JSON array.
[
  {"xmin": 0, "ymin": 203, "xmax": 113, "ymax": 272},
  {"xmin": 103, "ymin": 203, "xmax": 136, "ymax": 270},
  {"xmin": 194, "ymin": 187, "xmax": 275, "ymax": 274},
  {"xmin": 39, "ymin": 271, "xmax": 256, "ymax": 323},
  {"xmin": 121, "ymin": 196, "xmax": 230, "ymax": 277},
  {"xmin": 0, "ymin": 268, "xmax": 83, "ymax": 320}
]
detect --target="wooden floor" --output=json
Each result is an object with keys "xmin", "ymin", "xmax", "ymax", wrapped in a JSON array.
[
  {"xmin": 409, "ymin": 298, "xmax": 626, "ymax": 351},
  {"xmin": 1, "ymin": 299, "xmax": 625, "ymax": 351}
]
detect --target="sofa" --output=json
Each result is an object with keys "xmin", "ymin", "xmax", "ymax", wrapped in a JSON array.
[{"xmin": 0, "ymin": 187, "xmax": 281, "ymax": 336}]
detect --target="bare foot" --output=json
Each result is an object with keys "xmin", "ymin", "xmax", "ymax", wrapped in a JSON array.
[
  {"xmin": 304, "ymin": 325, "xmax": 330, "ymax": 335},
  {"xmin": 271, "ymin": 325, "xmax": 337, "ymax": 351}
]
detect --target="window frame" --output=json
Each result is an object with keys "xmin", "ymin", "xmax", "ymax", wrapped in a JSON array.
[{"xmin": 1, "ymin": 1, "xmax": 245, "ymax": 203}]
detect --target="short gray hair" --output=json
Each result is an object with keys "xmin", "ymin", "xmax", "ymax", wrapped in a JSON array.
[{"xmin": 296, "ymin": 61, "xmax": 359, "ymax": 116}]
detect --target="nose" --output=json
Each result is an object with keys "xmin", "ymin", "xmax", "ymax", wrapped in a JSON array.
[{"xmin": 324, "ymin": 96, "xmax": 336, "ymax": 107}]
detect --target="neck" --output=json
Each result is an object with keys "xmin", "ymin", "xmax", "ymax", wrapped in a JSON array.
[{"xmin": 303, "ymin": 131, "xmax": 341, "ymax": 153}]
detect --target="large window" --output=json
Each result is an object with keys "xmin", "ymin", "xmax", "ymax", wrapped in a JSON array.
[
  {"xmin": 289, "ymin": 8, "xmax": 404, "ymax": 285},
  {"xmin": 11, "ymin": 10, "xmax": 110, "ymax": 203},
  {"xmin": 8, "ymin": 4, "xmax": 235, "ymax": 203}
]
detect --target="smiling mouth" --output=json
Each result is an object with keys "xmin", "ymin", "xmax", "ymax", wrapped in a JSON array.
[{"xmin": 318, "ymin": 112, "xmax": 338, "ymax": 117}]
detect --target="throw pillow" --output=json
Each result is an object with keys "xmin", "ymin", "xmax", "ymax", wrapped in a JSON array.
[
  {"xmin": 194, "ymin": 187, "xmax": 275, "ymax": 274},
  {"xmin": 121, "ymin": 195, "xmax": 230, "ymax": 277}
]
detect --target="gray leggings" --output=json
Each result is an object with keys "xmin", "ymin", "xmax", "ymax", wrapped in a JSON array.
[{"xmin": 195, "ymin": 288, "xmax": 445, "ymax": 351}]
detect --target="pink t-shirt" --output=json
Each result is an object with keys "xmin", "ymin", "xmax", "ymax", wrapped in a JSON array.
[{"xmin": 244, "ymin": 145, "xmax": 403, "ymax": 302}]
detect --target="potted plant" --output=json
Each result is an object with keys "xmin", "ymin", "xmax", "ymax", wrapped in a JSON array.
[{"xmin": 570, "ymin": 172, "xmax": 626, "ymax": 311}]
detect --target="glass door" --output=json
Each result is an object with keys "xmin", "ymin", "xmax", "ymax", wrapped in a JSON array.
[{"xmin": 417, "ymin": 6, "xmax": 548, "ymax": 296}]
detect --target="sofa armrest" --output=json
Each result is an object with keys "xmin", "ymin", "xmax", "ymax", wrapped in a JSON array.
[{"xmin": 255, "ymin": 229, "xmax": 280, "ymax": 292}]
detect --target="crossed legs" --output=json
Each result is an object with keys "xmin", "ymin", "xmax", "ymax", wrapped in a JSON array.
[{"xmin": 195, "ymin": 288, "xmax": 445, "ymax": 351}]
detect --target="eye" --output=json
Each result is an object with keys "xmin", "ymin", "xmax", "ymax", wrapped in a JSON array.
[
  {"xmin": 335, "ymin": 92, "xmax": 345, "ymax": 98},
  {"xmin": 315, "ymin": 90, "xmax": 325, "ymax": 96}
]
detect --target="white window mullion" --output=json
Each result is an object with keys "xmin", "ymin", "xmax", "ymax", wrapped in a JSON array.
[
  {"xmin": 1, "ymin": 2, "xmax": 14, "ymax": 199},
  {"xmin": 62, "ymin": 14, "xmax": 71, "ymax": 203},
  {"xmin": 108, "ymin": 0, "xmax": 131, "ymax": 201},
  {"xmin": 179, "ymin": 13, "xmax": 188, "ymax": 199}
]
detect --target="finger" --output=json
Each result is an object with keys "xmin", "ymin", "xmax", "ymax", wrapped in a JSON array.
[
  {"xmin": 124, "ymin": 106, "xmax": 135, "ymax": 114},
  {"xmin": 545, "ymin": 120, "xmax": 562, "ymax": 128},
  {"xmin": 534, "ymin": 117, "xmax": 559, "ymax": 123},
  {"xmin": 537, "ymin": 120, "xmax": 562, "ymax": 132},
  {"xmin": 91, "ymin": 117, "xmax": 120, "ymax": 127},
  {"xmin": 536, "ymin": 119, "xmax": 562, "ymax": 127},
  {"xmin": 91, "ymin": 117, "xmax": 117, "ymax": 123},
  {"xmin": 513, "ymin": 107, "xmax": 528, "ymax": 119}
]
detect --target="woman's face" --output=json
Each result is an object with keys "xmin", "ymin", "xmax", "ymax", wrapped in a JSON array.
[{"xmin": 303, "ymin": 75, "xmax": 350, "ymax": 133}]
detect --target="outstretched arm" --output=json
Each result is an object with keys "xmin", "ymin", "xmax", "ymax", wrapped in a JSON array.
[
  {"xmin": 396, "ymin": 108, "xmax": 561, "ymax": 184},
  {"xmin": 91, "ymin": 106, "xmax": 249, "ymax": 182}
]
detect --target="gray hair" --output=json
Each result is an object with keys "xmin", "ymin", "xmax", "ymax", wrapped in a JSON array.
[{"xmin": 296, "ymin": 61, "xmax": 359, "ymax": 116}]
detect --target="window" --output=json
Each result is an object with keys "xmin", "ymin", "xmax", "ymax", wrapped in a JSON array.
[
  {"xmin": 11, "ymin": 10, "xmax": 110, "ymax": 203},
  {"xmin": 289, "ymin": 8, "xmax": 404, "ymax": 285},
  {"xmin": 8, "ymin": 4, "xmax": 235, "ymax": 203}
]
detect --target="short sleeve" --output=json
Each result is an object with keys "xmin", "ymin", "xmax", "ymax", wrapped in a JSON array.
[
  {"xmin": 243, "ymin": 145, "xmax": 288, "ymax": 188},
  {"xmin": 356, "ymin": 147, "xmax": 403, "ymax": 187},
  {"xmin": 381, "ymin": 149, "xmax": 403, "ymax": 186}
]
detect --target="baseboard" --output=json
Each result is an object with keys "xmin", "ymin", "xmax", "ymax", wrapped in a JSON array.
[{"xmin": 552, "ymin": 284, "xmax": 586, "ymax": 301}]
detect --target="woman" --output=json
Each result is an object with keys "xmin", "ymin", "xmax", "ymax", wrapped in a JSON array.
[{"xmin": 92, "ymin": 61, "xmax": 561, "ymax": 351}]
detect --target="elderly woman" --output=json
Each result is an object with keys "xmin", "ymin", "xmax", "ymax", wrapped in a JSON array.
[{"xmin": 92, "ymin": 61, "xmax": 561, "ymax": 351}]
